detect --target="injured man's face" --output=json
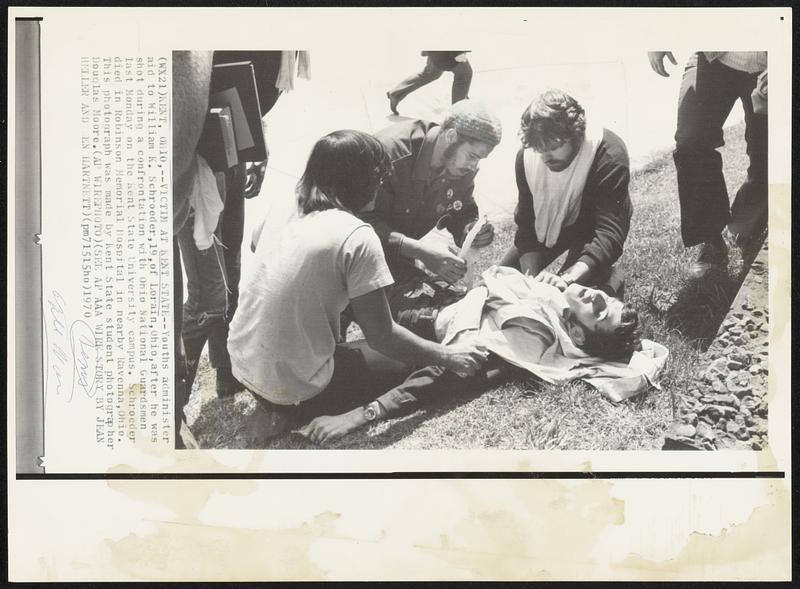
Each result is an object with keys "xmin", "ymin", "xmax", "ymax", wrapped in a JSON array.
[{"xmin": 563, "ymin": 283, "xmax": 625, "ymax": 335}]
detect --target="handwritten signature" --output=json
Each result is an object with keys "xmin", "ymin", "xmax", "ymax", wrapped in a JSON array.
[
  {"xmin": 45, "ymin": 291, "xmax": 69, "ymax": 397},
  {"xmin": 70, "ymin": 320, "xmax": 98, "ymax": 400},
  {"xmin": 45, "ymin": 290, "xmax": 98, "ymax": 402}
]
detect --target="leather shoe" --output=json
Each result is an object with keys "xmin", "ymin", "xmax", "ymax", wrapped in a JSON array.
[{"xmin": 687, "ymin": 236, "xmax": 728, "ymax": 279}]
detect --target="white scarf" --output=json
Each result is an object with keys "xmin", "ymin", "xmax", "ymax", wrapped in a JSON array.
[{"xmin": 523, "ymin": 125, "xmax": 602, "ymax": 248}]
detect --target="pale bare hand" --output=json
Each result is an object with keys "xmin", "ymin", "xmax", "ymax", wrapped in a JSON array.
[
  {"xmin": 442, "ymin": 341, "xmax": 489, "ymax": 376},
  {"xmin": 648, "ymin": 51, "xmax": 677, "ymax": 77},
  {"xmin": 296, "ymin": 412, "xmax": 362, "ymax": 445},
  {"xmin": 534, "ymin": 270, "xmax": 568, "ymax": 291},
  {"xmin": 420, "ymin": 243, "xmax": 467, "ymax": 284}
]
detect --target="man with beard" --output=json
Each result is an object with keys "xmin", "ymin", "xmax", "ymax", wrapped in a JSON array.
[
  {"xmin": 358, "ymin": 100, "xmax": 501, "ymax": 316},
  {"xmin": 500, "ymin": 90, "xmax": 633, "ymax": 299},
  {"xmin": 296, "ymin": 265, "xmax": 665, "ymax": 445}
]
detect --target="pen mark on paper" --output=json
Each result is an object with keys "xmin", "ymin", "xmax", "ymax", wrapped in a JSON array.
[
  {"xmin": 45, "ymin": 290, "xmax": 70, "ymax": 398},
  {"xmin": 70, "ymin": 320, "xmax": 98, "ymax": 400}
]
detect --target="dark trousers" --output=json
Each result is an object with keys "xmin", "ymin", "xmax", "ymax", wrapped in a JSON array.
[
  {"xmin": 373, "ymin": 355, "xmax": 512, "ymax": 417},
  {"xmin": 176, "ymin": 209, "xmax": 228, "ymax": 390},
  {"xmin": 251, "ymin": 344, "xmax": 410, "ymax": 436},
  {"xmin": 674, "ymin": 53, "xmax": 768, "ymax": 247},
  {"xmin": 174, "ymin": 237, "xmax": 189, "ymax": 446},
  {"xmin": 389, "ymin": 56, "xmax": 472, "ymax": 104},
  {"xmin": 250, "ymin": 345, "xmax": 510, "ymax": 443},
  {"xmin": 207, "ymin": 164, "xmax": 246, "ymax": 373},
  {"xmin": 176, "ymin": 164, "xmax": 246, "ymax": 395}
]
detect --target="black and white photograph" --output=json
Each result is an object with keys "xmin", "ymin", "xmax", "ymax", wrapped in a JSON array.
[
  {"xmin": 8, "ymin": 6, "xmax": 792, "ymax": 583},
  {"xmin": 173, "ymin": 47, "xmax": 770, "ymax": 451}
]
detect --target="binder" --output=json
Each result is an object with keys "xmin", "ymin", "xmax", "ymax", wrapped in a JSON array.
[
  {"xmin": 196, "ymin": 60, "xmax": 266, "ymax": 171},
  {"xmin": 202, "ymin": 106, "xmax": 239, "ymax": 170}
]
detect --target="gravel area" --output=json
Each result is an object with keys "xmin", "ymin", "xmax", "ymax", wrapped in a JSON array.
[{"xmin": 663, "ymin": 238, "xmax": 769, "ymax": 450}]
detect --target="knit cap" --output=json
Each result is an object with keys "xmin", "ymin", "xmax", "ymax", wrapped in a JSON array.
[{"xmin": 442, "ymin": 99, "xmax": 502, "ymax": 147}]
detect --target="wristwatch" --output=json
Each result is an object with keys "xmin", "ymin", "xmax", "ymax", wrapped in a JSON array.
[{"xmin": 363, "ymin": 401, "xmax": 384, "ymax": 422}]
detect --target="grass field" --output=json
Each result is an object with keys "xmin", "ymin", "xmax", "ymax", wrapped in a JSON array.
[{"xmin": 186, "ymin": 123, "xmax": 753, "ymax": 450}]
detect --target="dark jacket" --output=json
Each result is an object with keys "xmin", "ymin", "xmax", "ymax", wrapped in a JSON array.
[
  {"xmin": 360, "ymin": 120, "xmax": 479, "ymax": 272},
  {"xmin": 513, "ymin": 128, "xmax": 632, "ymax": 274}
]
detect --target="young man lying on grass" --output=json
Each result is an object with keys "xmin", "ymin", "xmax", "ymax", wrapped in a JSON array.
[{"xmin": 296, "ymin": 265, "xmax": 668, "ymax": 444}]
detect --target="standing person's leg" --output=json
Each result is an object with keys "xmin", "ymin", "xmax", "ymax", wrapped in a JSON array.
[
  {"xmin": 386, "ymin": 56, "xmax": 444, "ymax": 114},
  {"xmin": 219, "ymin": 164, "xmax": 246, "ymax": 320},
  {"xmin": 177, "ymin": 211, "xmax": 228, "ymax": 395},
  {"xmin": 207, "ymin": 163, "xmax": 246, "ymax": 396},
  {"xmin": 728, "ymin": 73, "xmax": 768, "ymax": 245},
  {"xmin": 173, "ymin": 236, "xmax": 189, "ymax": 448},
  {"xmin": 673, "ymin": 53, "xmax": 741, "ymax": 251},
  {"xmin": 450, "ymin": 60, "xmax": 472, "ymax": 103}
]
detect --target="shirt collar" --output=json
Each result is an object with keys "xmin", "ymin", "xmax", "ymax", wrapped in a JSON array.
[{"xmin": 412, "ymin": 125, "xmax": 442, "ymax": 183}]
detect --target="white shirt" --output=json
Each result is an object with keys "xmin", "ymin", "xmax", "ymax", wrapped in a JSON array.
[
  {"xmin": 703, "ymin": 52, "xmax": 767, "ymax": 74},
  {"xmin": 434, "ymin": 266, "xmax": 669, "ymax": 402},
  {"xmin": 228, "ymin": 208, "xmax": 394, "ymax": 404}
]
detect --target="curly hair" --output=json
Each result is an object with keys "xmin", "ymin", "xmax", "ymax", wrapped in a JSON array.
[
  {"xmin": 297, "ymin": 130, "xmax": 392, "ymax": 214},
  {"xmin": 578, "ymin": 303, "xmax": 642, "ymax": 362},
  {"xmin": 519, "ymin": 89, "xmax": 586, "ymax": 151}
]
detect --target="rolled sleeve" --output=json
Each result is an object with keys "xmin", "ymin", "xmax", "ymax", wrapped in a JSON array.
[
  {"xmin": 375, "ymin": 366, "xmax": 449, "ymax": 415},
  {"xmin": 374, "ymin": 361, "xmax": 500, "ymax": 418}
]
